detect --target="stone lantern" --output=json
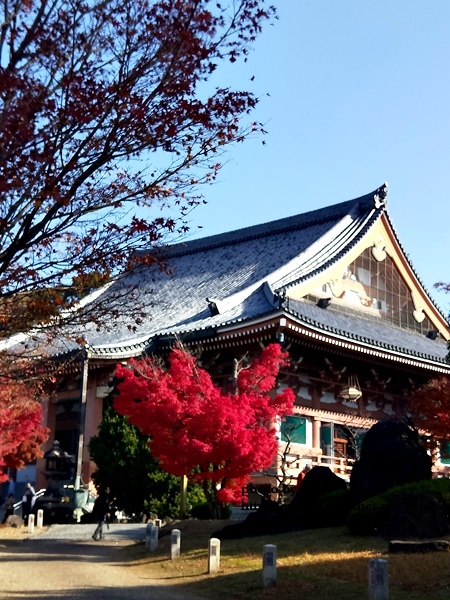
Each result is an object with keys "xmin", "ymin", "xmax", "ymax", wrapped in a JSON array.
[
  {"xmin": 34, "ymin": 441, "xmax": 76, "ymax": 524},
  {"xmin": 43, "ymin": 440, "xmax": 74, "ymax": 493}
]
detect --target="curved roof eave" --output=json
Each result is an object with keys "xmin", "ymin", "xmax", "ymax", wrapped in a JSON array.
[
  {"xmin": 76, "ymin": 303, "xmax": 449, "ymax": 372},
  {"xmin": 269, "ymin": 186, "xmax": 387, "ymax": 294},
  {"xmin": 88, "ymin": 325, "xmax": 221, "ymax": 360},
  {"xmin": 144, "ymin": 185, "xmax": 389, "ymax": 261},
  {"xmin": 216, "ymin": 308, "xmax": 450, "ymax": 373},
  {"xmin": 284, "ymin": 311, "xmax": 450, "ymax": 372}
]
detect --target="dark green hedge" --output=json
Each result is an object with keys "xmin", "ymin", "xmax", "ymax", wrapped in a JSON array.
[
  {"xmin": 307, "ymin": 487, "xmax": 352, "ymax": 528},
  {"xmin": 347, "ymin": 478, "xmax": 450, "ymax": 536}
]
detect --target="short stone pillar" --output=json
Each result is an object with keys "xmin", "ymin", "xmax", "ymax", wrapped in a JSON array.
[
  {"xmin": 208, "ymin": 538, "xmax": 221, "ymax": 574},
  {"xmin": 36, "ymin": 509, "xmax": 44, "ymax": 528},
  {"xmin": 27, "ymin": 514, "xmax": 35, "ymax": 533},
  {"xmin": 368, "ymin": 558, "xmax": 389, "ymax": 600},
  {"xmin": 262, "ymin": 544, "xmax": 277, "ymax": 588},
  {"xmin": 145, "ymin": 523, "xmax": 152, "ymax": 548},
  {"xmin": 150, "ymin": 523, "xmax": 159, "ymax": 551},
  {"xmin": 146, "ymin": 523, "xmax": 159, "ymax": 551},
  {"xmin": 171, "ymin": 528, "xmax": 181, "ymax": 560}
]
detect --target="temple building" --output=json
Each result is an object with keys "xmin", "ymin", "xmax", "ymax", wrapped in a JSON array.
[{"xmin": 11, "ymin": 184, "xmax": 450, "ymax": 491}]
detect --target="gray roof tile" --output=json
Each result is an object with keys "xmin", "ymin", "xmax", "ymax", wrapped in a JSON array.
[
  {"xmin": 287, "ymin": 299, "xmax": 448, "ymax": 362},
  {"xmin": 6, "ymin": 184, "xmax": 448, "ymax": 367}
]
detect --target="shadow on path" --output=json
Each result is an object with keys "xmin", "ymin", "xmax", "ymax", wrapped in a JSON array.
[{"xmin": 0, "ymin": 526, "xmax": 203, "ymax": 600}]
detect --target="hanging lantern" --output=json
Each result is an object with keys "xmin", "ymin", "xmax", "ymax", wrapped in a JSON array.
[{"xmin": 339, "ymin": 375, "xmax": 362, "ymax": 402}]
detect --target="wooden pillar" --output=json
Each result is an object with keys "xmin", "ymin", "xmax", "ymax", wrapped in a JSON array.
[
  {"xmin": 75, "ymin": 349, "xmax": 90, "ymax": 487},
  {"xmin": 311, "ymin": 381, "xmax": 322, "ymax": 454},
  {"xmin": 312, "ymin": 417, "xmax": 321, "ymax": 451}
]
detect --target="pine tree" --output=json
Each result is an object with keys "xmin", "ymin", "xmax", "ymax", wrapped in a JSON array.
[{"xmin": 89, "ymin": 405, "xmax": 204, "ymax": 518}]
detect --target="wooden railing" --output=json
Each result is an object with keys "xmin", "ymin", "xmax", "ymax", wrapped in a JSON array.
[
  {"xmin": 275, "ymin": 450, "xmax": 354, "ymax": 483},
  {"xmin": 309, "ymin": 454, "xmax": 354, "ymax": 479}
]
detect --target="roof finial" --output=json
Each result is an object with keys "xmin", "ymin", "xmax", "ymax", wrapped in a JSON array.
[{"xmin": 373, "ymin": 182, "xmax": 388, "ymax": 208}]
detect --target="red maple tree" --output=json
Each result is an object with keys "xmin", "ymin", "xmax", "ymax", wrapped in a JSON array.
[
  {"xmin": 114, "ymin": 344, "xmax": 295, "ymax": 516},
  {"xmin": 411, "ymin": 376, "xmax": 450, "ymax": 444},
  {"xmin": 0, "ymin": 379, "xmax": 49, "ymax": 483},
  {"xmin": 0, "ymin": 0, "xmax": 275, "ymax": 339},
  {"xmin": 0, "ymin": 0, "xmax": 274, "ymax": 482}
]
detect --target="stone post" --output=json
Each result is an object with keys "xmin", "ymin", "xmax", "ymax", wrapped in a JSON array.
[
  {"xmin": 208, "ymin": 538, "xmax": 221, "ymax": 574},
  {"xmin": 27, "ymin": 514, "xmax": 35, "ymax": 533},
  {"xmin": 36, "ymin": 509, "xmax": 44, "ymax": 528},
  {"xmin": 171, "ymin": 528, "xmax": 181, "ymax": 559},
  {"xmin": 145, "ymin": 523, "xmax": 152, "ymax": 548},
  {"xmin": 146, "ymin": 523, "xmax": 159, "ymax": 551},
  {"xmin": 368, "ymin": 558, "xmax": 389, "ymax": 600},
  {"xmin": 149, "ymin": 523, "xmax": 159, "ymax": 551},
  {"xmin": 262, "ymin": 544, "xmax": 277, "ymax": 588}
]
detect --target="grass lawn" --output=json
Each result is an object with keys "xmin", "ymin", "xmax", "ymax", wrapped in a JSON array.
[{"xmin": 121, "ymin": 520, "xmax": 450, "ymax": 600}]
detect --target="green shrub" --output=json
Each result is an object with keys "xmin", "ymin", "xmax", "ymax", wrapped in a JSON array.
[
  {"xmin": 347, "ymin": 478, "xmax": 450, "ymax": 535},
  {"xmin": 311, "ymin": 488, "xmax": 352, "ymax": 528},
  {"xmin": 347, "ymin": 495, "xmax": 392, "ymax": 535},
  {"xmin": 385, "ymin": 478, "xmax": 450, "ymax": 519},
  {"xmin": 190, "ymin": 502, "xmax": 231, "ymax": 520},
  {"xmin": 190, "ymin": 502, "xmax": 213, "ymax": 520}
]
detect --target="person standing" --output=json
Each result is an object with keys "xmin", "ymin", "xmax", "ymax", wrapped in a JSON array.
[
  {"xmin": 21, "ymin": 483, "xmax": 36, "ymax": 524},
  {"xmin": 295, "ymin": 464, "xmax": 312, "ymax": 491},
  {"xmin": 2, "ymin": 494, "xmax": 15, "ymax": 523},
  {"xmin": 92, "ymin": 486, "xmax": 111, "ymax": 541}
]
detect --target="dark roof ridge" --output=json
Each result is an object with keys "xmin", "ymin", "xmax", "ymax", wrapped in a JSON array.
[
  {"xmin": 151, "ymin": 184, "xmax": 388, "ymax": 259},
  {"xmin": 278, "ymin": 205, "xmax": 381, "ymax": 293}
]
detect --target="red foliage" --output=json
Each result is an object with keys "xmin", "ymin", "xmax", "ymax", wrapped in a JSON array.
[
  {"xmin": 0, "ymin": 1, "xmax": 275, "ymax": 338},
  {"xmin": 411, "ymin": 376, "xmax": 450, "ymax": 442},
  {"xmin": 114, "ymin": 344, "xmax": 294, "ymax": 504},
  {"xmin": 0, "ymin": 380, "xmax": 49, "ymax": 482}
]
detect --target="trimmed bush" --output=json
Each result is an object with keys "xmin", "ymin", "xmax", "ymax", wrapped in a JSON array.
[
  {"xmin": 383, "ymin": 492, "xmax": 449, "ymax": 539},
  {"xmin": 292, "ymin": 466, "xmax": 347, "ymax": 527},
  {"xmin": 311, "ymin": 488, "xmax": 352, "ymax": 528},
  {"xmin": 347, "ymin": 494, "xmax": 391, "ymax": 536},
  {"xmin": 350, "ymin": 420, "xmax": 431, "ymax": 505},
  {"xmin": 190, "ymin": 502, "xmax": 213, "ymax": 519},
  {"xmin": 347, "ymin": 478, "xmax": 450, "ymax": 536},
  {"xmin": 190, "ymin": 502, "xmax": 231, "ymax": 520},
  {"xmin": 386, "ymin": 479, "xmax": 450, "ymax": 518}
]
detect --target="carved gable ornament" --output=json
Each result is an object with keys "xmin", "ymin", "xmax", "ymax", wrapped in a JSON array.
[
  {"xmin": 281, "ymin": 204, "xmax": 448, "ymax": 341},
  {"xmin": 286, "ymin": 242, "xmax": 446, "ymax": 339},
  {"xmin": 372, "ymin": 237, "xmax": 387, "ymax": 262}
]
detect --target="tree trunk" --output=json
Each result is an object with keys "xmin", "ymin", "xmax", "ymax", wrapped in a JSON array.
[{"xmin": 202, "ymin": 479, "xmax": 222, "ymax": 519}]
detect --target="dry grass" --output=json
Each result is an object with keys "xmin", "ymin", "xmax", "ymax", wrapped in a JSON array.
[
  {"xmin": 119, "ymin": 520, "xmax": 450, "ymax": 600},
  {"xmin": 0, "ymin": 522, "xmax": 49, "ymax": 545},
  {"xmin": 0, "ymin": 523, "xmax": 48, "ymax": 545},
  {"xmin": 3, "ymin": 519, "xmax": 450, "ymax": 599}
]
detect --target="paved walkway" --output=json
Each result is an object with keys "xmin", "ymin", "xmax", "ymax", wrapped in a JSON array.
[
  {"xmin": 0, "ymin": 524, "xmax": 203, "ymax": 600},
  {"xmin": 29, "ymin": 522, "xmax": 148, "ymax": 542}
]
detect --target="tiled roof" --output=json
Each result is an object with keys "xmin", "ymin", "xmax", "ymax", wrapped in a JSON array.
[
  {"xmin": 7, "ymin": 184, "xmax": 449, "ymax": 368},
  {"xmin": 286, "ymin": 298, "xmax": 449, "ymax": 364}
]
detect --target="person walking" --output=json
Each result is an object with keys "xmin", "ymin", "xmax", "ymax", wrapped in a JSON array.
[
  {"xmin": 21, "ymin": 483, "xmax": 36, "ymax": 524},
  {"xmin": 92, "ymin": 486, "xmax": 111, "ymax": 541}
]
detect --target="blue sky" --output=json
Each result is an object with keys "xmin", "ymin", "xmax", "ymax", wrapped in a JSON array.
[{"xmin": 185, "ymin": 1, "xmax": 450, "ymax": 313}]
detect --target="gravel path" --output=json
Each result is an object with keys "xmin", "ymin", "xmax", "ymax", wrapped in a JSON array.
[
  {"xmin": 0, "ymin": 524, "xmax": 203, "ymax": 600},
  {"xmin": 29, "ymin": 522, "xmax": 148, "ymax": 542}
]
